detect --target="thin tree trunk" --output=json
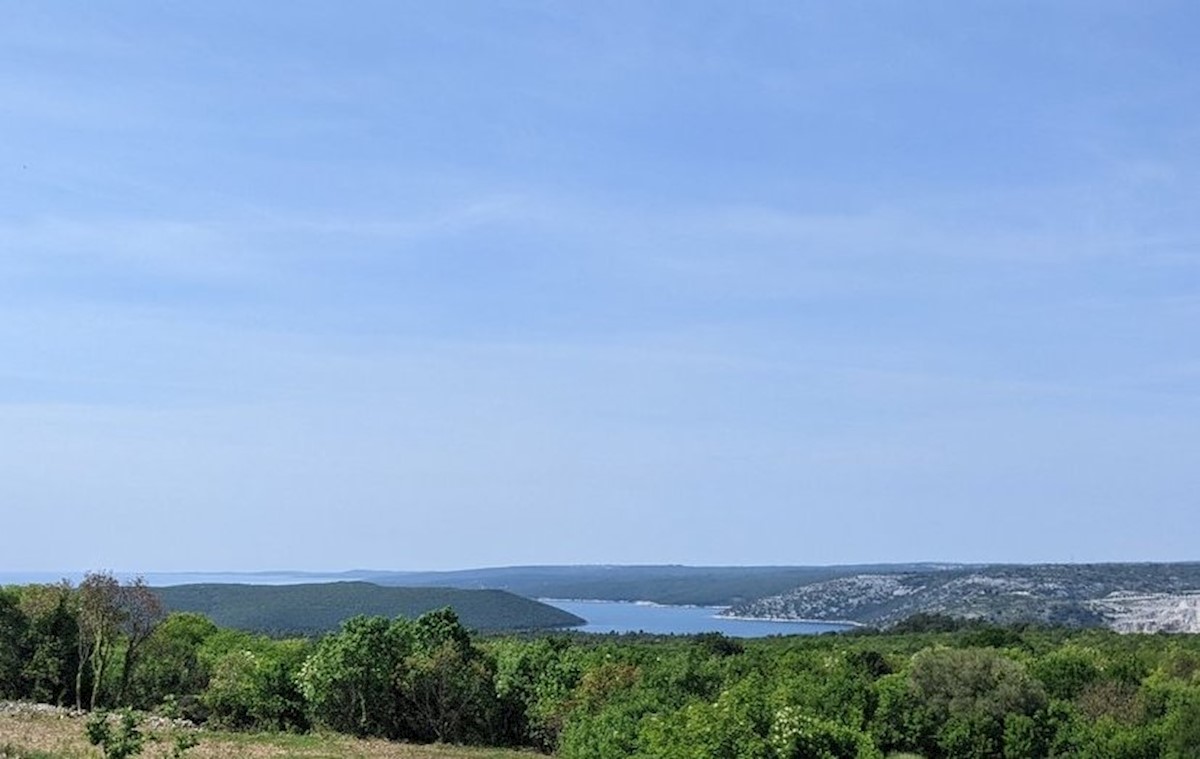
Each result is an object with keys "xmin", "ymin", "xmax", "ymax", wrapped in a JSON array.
[
  {"xmin": 117, "ymin": 644, "xmax": 138, "ymax": 706},
  {"xmin": 75, "ymin": 646, "xmax": 90, "ymax": 711},
  {"xmin": 74, "ymin": 665, "xmax": 83, "ymax": 711},
  {"xmin": 89, "ymin": 632, "xmax": 107, "ymax": 710}
]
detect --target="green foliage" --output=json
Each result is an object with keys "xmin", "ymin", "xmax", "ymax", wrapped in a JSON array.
[
  {"xmin": 1077, "ymin": 679, "xmax": 1144, "ymax": 723},
  {"xmin": 169, "ymin": 732, "xmax": 199, "ymax": 759},
  {"xmin": 641, "ymin": 647, "xmax": 725, "ymax": 708},
  {"xmin": 84, "ymin": 710, "xmax": 144, "ymax": 759},
  {"xmin": 1031, "ymin": 645, "xmax": 1102, "ymax": 700},
  {"xmin": 403, "ymin": 636, "xmax": 498, "ymax": 743},
  {"xmin": 298, "ymin": 615, "xmax": 410, "ymax": 737},
  {"xmin": 959, "ymin": 625, "xmax": 1028, "ymax": 650},
  {"xmin": 572, "ymin": 659, "xmax": 643, "ymax": 713},
  {"xmin": 0, "ymin": 589, "xmax": 29, "ymax": 698},
  {"xmin": 199, "ymin": 630, "xmax": 309, "ymax": 731},
  {"xmin": 863, "ymin": 646, "xmax": 1052, "ymax": 759},
  {"xmin": 693, "ymin": 632, "xmax": 746, "ymax": 658},
  {"xmin": 770, "ymin": 706, "xmax": 881, "ymax": 759},
  {"xmin": 638, "ymin": 682, "xmax": 773, "ymax": 759},
  {"xmin": 414, "ymin": 606, "xmax": 473, "ymax": 652},
  {"xmin": 557, "ymin": 690, "xmax": 658, "ymax": 759},
  {"xmin": 1001, "ymin": 712, "xmax": 1042, "ymax": 759},
  {"xmin": 627, "ymin": 677, "xmax": 882, "ymax": 759},
  {"xmin": 19, "ymin": 586, "xmax": 80, "ymax": 707},
  {"xmin": 888, "ymin": 613, "xmax": 977, "ymax": 634},
  {"xmin": 202, "ymin": 649, "xmax": 260, "ymax": 728},
  {"xmin": 403, "ymin": 610, "xmax": 500, "ymax": 743},
  {"xmin": 1162, "ymin": 686, "xmax": 1200, "ymax": 759},
  {"xmin": 1064, "ymin": 714, "xmax": 1164, "ymax": 759},
  {"xmin": 127, "ymin": 612, "xmax": 218, "ymax": 711},
  {"xmin": 769, "ymin": 649, "xmax": 883, "ymax": 729},
  {"xmin": 298, "ymin": 608, "xmax": 499, "ymax": 744},
  {"xmin": 556, "ymin": 655, "xmax": 657, "ymax": 759},
  {"xmin": 1158, "ymin": 645, "xmax": 1200, "ymax": 682},
  {"xmin": 869, "ymin": 673, "xmax": 937, "ymax": 755},
  {"xmin": 492, "ymin": 636, "xmax": 581, "ymax": 750},
  {"xmin": 70, "ymin": 573, "xmax": 165, "ymax": 712},
  {"xmin": 936, "ymin": 711, "xmax": 1003, "ymax": 759},
  {"xmin": 907, "ymin": 647, "xmax": 1046, "ymax": 721},
  {"xmin": 77, "ymin": 572, "xmax": 125, "ymax": 710}
]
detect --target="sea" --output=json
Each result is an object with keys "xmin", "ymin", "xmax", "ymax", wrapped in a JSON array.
[{"xmin": 541, "ymin": 598, "xmax": 853, "ymax": 637}]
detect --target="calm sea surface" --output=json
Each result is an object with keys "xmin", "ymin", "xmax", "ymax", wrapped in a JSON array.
[{"xmin": 542, "ymin": 599, "xmax": 853, "ymax": 637}]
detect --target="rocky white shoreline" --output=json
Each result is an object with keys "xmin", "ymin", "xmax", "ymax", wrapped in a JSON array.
[{"xmin": 716, "ymin": 612, "xmax": 864, "ymax": 627}]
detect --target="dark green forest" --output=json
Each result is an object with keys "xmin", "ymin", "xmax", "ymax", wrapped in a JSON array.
[
  {"xmin": 154, "ymin": 582, "xmax": 583, "ymax": 635},
  {"xmin": 3, "ymin": 574, "xmax": 1200, "ymax": 759}
]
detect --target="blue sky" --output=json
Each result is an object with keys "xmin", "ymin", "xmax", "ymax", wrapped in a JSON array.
[{"xmin": 2, "ymin": 2, "xmax": 1197, "ymax": 572}]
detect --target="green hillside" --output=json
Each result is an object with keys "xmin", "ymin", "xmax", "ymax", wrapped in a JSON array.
[
  {"xmin": 154, "ymin": 582, "xmax": 584, "ymax": 635},
  {"xmin": 357, "ymin": 563, "xmax": 954, "ymax": 605}
]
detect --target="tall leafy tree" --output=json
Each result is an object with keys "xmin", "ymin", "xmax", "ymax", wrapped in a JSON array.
[
  {"xmin": 297, "ymin": 615, "xmax": 412, "ymax": 737},
  {"xmin": 0, "ymin": 587, "xmax": 30, "ymax": 698},
  {"xmin": 127, "ymin": 612, "xmax": 217, "ymax": 709},
  {"xmin": 114, "ymin": 578, "xmax": 165, "ymax": 706},
  {"xmin": 18, "ymin": 582, "xmax": 79, "ymax": 706},
  {"xmin": 493, "ymin": 636, "xmax": 581, "ymax": 750},
  {"xmin": 404, "ymin": 634, "xmax": 498, "ymax": 743},
  {"xmin": 77, "ymin": 572, "xmax": 125, "ymax": 710}
]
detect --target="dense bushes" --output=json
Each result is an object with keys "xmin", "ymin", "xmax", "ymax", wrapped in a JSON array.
[
  {"xmin": 125, "ymin": 612, "xmax": 216, "ymax": 712},
  {"xmin": 296, "ymin": 609, "xmax": 497, "ymax": 743},
  {"xmin": 199, "ymin": 629, "xmax": 309, "ymax": 731},
  {"xmin": 527, "ymin": 628, "xmax": 1200, "ymax": 758},
  {"xmin": 4, "ymin": 577, "xmax": 1200, "ymax": 758}
]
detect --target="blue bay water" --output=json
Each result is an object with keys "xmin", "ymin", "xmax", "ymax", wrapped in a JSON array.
[{"xmin": 543, "ymin": 598, "xmax": 853, "ymax": 637}]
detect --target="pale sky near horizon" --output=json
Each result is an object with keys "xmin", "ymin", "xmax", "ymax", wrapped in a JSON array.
[{"xmin": 2, "ymin": 2, "xmax": 1198, "ymax": 572}]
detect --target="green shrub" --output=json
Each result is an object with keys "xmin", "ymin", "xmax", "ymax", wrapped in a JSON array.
[{"xmin": 85, "ymin": 709, "xmax": 144, "ymax": 759}]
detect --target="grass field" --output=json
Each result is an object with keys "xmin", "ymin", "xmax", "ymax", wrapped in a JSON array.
[
  {"xmin": 0, "ymin": 712, "xmax": 535, "ymax": 759},
  {"xmin": 0, "ymin": 711, "xmax": 931, "ymax": 759}
]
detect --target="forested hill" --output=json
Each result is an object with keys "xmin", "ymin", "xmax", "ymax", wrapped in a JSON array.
[
  {"xmin": 17, "ymin": 564, "xmax": 958, "ymax": 607},
  {"xmin": 154, "ymin": 582, "xmax": 584, "ymax": 635},
  {"xmin": 353, "ymin": 563, "xmax": 953, "ymax": 605}
]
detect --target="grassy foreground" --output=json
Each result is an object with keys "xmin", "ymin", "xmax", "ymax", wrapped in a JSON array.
[
  {"xmin": 0, "ymin": 712, "xmax": 535, "ymax": 759},
  {"xmin": 0, "ymin": 713, "xmax": 930, "ymax": 759}
]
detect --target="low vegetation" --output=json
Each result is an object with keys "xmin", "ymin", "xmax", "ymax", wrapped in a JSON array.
[
  {"xmin": 0, "ymin": 707, "xmax": 532, "ymax": 758},
  {"xmin": 4, "ymin": 573, "xmax": 1200, "ymax": 758}
]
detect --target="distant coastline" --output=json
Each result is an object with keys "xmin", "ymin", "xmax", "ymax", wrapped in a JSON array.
[{"xmin": 718, "ymin": 612, "xmax": 867, "ymax": 627}]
